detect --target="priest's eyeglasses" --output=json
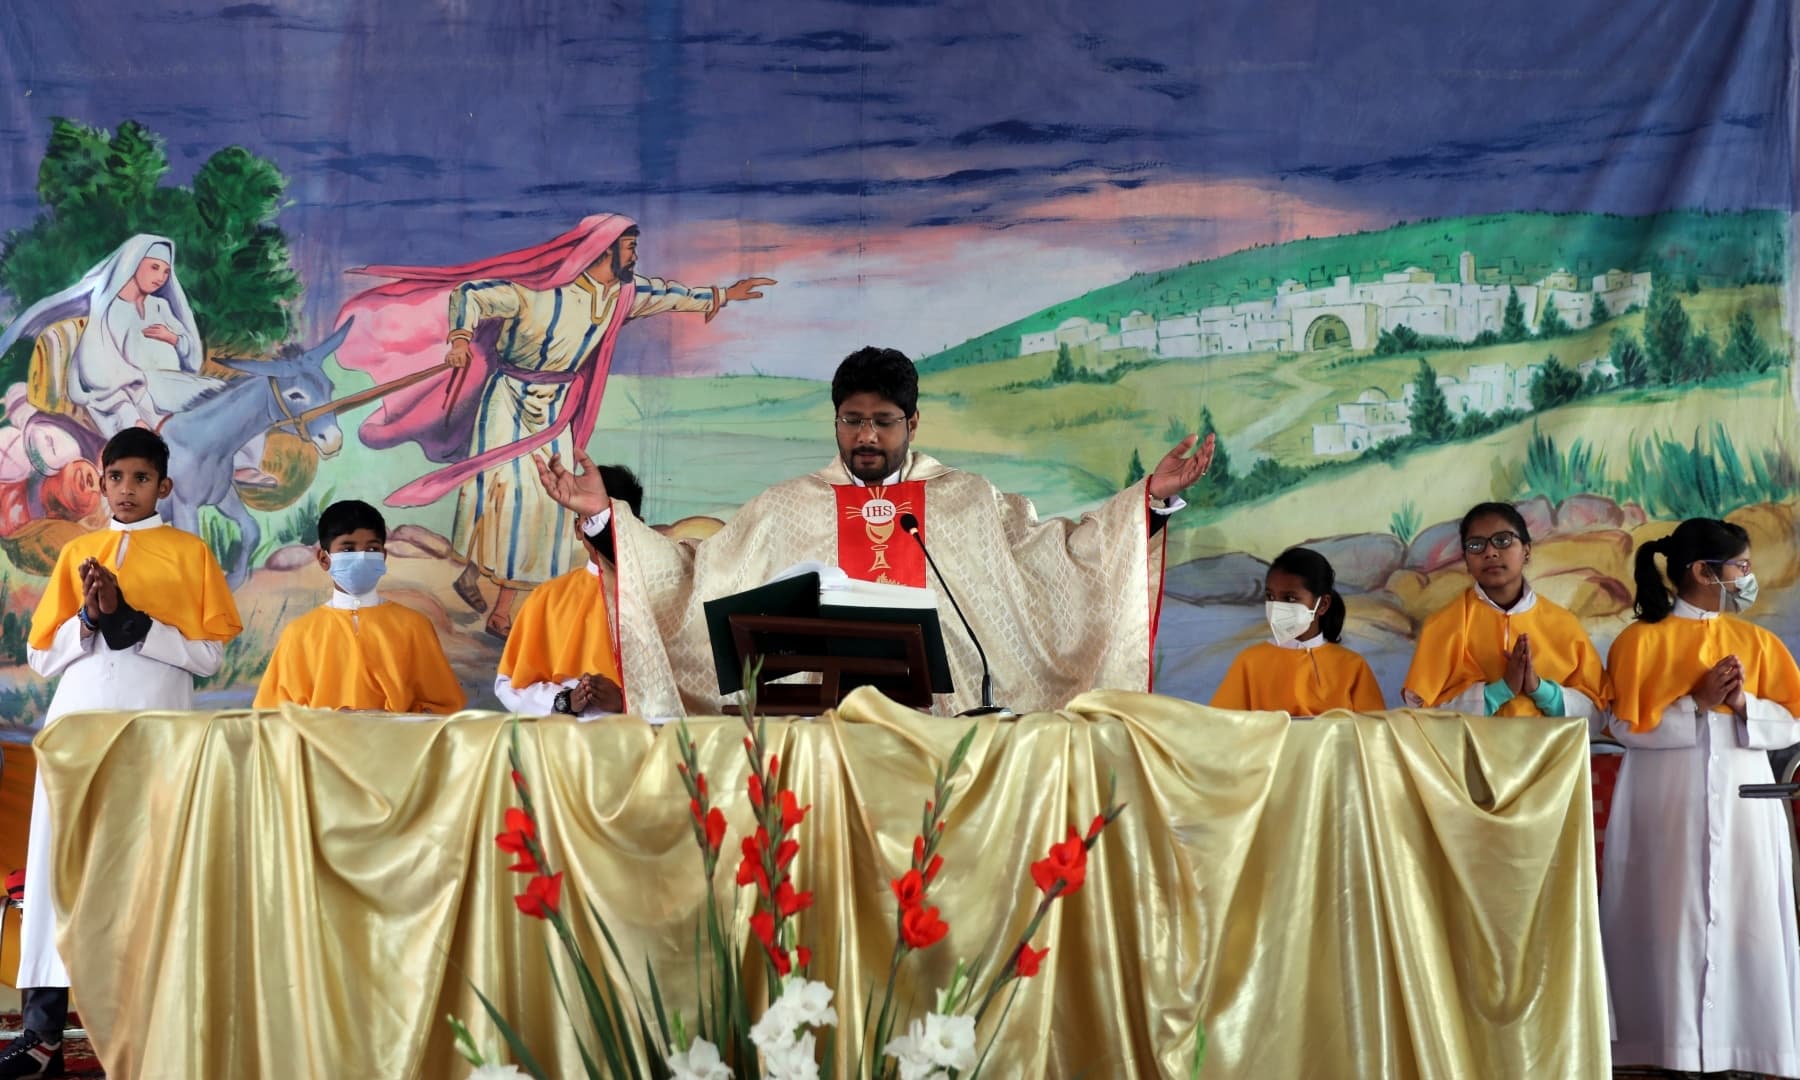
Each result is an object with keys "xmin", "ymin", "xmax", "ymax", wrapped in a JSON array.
[
  {"xmin": 1463, "ymin": 531, "xmax": 1522, "ymax": 554},
  {"xmin": 835, "ymin": 415, "xmax": 908, "ymax": 432}
]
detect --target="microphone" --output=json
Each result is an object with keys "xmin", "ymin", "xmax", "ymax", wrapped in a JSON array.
[{"xmin": 899, "ymin": 513, "xmax": 1007, "ymax": 717}]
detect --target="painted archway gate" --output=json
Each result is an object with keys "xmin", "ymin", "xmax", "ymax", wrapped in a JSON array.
[{"xmin": 0, "ymin": 2, "xmax": 1793, "ymax": 718}]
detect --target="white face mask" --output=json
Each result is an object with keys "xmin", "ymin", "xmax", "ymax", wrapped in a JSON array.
[
  {"xmin": 1265, "ymin": 599, "xmax": 1320, "ymax": 644},
  {"xmin": 1726, "ymin": 571, "xmax": 1758, "ymax": 612}
]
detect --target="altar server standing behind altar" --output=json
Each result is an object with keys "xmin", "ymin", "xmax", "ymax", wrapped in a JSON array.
[
  {"xmin": 535, "ymin": 347, "xmax": 1215, "ymax": 716},
  {"xmin": 1600, "ymin": 518, "xmax": 1800, "ymax": 1076},
  {"xmin": 493, "ymin": 464, "xmax": 635, "ymax": 718},
  {"xmin": 1210, "ymin": 547, "xmax": 1385, "ymax": 716},
  {"xmin": 1402, "ymin": 502, "xmax": 1606, "ymax": 721},
  {"xmin": 253, "ymin": 500, "xmax": 465, "ymax": 714},
  {"xmin": 3, "ymin": 429, "xmax": 241, "ymax": 1080}
]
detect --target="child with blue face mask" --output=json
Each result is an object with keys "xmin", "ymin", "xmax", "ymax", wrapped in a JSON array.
[{"xmin": 253, "ymin": 499, "xmax": 465, "ymax": 714}]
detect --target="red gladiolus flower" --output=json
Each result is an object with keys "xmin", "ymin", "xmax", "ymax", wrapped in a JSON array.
[
  {"xmin": 510, "ymin": 769, "xmax": 529, "ymax": 794},
  {"xmin": 796, "ymin": 946, "xmax": 812, "ymax": 969},
  {"xmin": 1086, "ymin": 813, "xmax": 1106, "ymax": 842},
  {"xmin": 737, "ymin": 832, "xmax": 772, "ymax": 890},
  {"xmin": 775, "ymin": 838, "xmax": 799, "ymax": 869},
  {"xmin": 912, "ymin": 835, "xmax": 925, "ymax": 864},
  {"xmin": 891, "ymin": 868, "xmax": 926, "ymax": 910},
  {"xmin": 737, "ymin": 853, "xmax": 770, "ymax": 892},
  {"xmin": 779, "ymin": 790, "xmax": 810, "ymax": 831},
  {"xmin": 769, "ymin": 754, "xmax": 780, "ymax": 776},
  {"xmin": 515, "ymin": 872, "xmax": 563, "ymax": 919},
  {"xmin": 923, "ymin": 853, "xmax": 943, "ymax": 885},
  {"xmin": 504, "ymin": 807, "xmax": 536, "ymax": 838},
  {"xmin": 750, "ymin": 910, "xmax": 777, "ymax": 948},
  {"xmin": 774, "ymin": 880, "xmax": 814, "ymax": 917},
  {"xmin": 749, "ymin": 774, "xmax": 765, "ymax": 811},
  {"xmin": 900, "ymin": 904, "xmax": 949, "ymax": 950},
  {"xmin": 704, "ymin": 807, "xmax": 727, "ymax": 852},
  {"xmin": 696, "ymin": 774, "xmax": 708, "ymax": 798},
  {"xmin": 496, "ymin": 807, "xmax": 536, "ymax": 862},
  {"xmin": 507, "ymin": 848, "xmax": 540, "ymax": 875},
  {"xmin": 768, "ymin": 943, "xmax": 793, "ymax": 976},
  {"xmin": 1030, "ymin": 828, "xmax": 1088, "ymax": 897},
  {"xmin": 1017, "ymin": 944, "xmax": 1050, "ymax": 978},
  {"xmin": 689, "ymin": 798, "xmax": 703, "ymax": 825}
]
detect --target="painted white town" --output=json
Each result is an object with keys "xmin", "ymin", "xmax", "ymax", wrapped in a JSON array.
[{"xmin": 1019, "ymin": 252, "xmax": 1648, "ymax": 457}]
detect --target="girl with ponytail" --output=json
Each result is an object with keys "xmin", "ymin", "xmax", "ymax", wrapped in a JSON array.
[
  {"xmin": 1210, "ymin": 546, "xmax": 1385, "ymax": 716},
  {"xmin": 1601, "ymin": 518, "xmax": 1800, "ymax": 1074},
  {"xmin": 1401, "ymin": 501, "xmax": 1607, "ymax": 720}
]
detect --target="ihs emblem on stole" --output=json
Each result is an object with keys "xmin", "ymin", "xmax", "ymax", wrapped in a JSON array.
[{"xmin": 843, "ymin": 485, "xmax": 913, "ymax": 585}]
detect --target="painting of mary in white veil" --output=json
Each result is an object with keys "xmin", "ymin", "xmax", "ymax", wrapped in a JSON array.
[{"xmin": 0, "ymin": 233, "xmax": 274, "ymax": 486}]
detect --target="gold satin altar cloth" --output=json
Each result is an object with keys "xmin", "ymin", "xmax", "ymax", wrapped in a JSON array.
[{"xmin": 32, "ymin": 692, "xmax": 1608, "ymax": 1078}]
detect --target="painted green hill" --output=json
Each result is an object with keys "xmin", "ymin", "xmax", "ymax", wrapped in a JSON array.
[{"xmin": 916, "ymin": 209, "xmax": 1787, "ymax": 373}]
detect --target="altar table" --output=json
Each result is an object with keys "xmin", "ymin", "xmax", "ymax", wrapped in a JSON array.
[{"xmin": 30, "ymin": 690, "xmax": 1607, "ymax": 1078}]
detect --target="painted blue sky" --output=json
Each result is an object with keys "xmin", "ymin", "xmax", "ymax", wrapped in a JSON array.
[{"xmin": 0, "ymin": 0, "xmax": 1793, "ymax": 377}]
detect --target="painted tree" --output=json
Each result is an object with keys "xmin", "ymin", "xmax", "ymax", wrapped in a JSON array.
[
  {"xmin": 1125, "ymin": 448, "xmax": 1146, "ymax": 486},
  {"xmin": 0, "ymin": 118, "xmax": 301, "ymax": 386},
  {"xmin": 1588, "ymin": 292, "xmax": 1610, "ymax": 327},
  {"xmin": 1721, "ymin": 308, "xmax": 1771, "ymax": 374},
  {"xmin": 1529, "ymin": 354, "xmax": 1583, "ymax": 411},
  {"xmin": 1643, "ymin": 276, "xmax": 1693, "ymax": 384},
  {"xmin": 1686, "ymin": 329, "xmax": 1720, "ymax": 382},
  {"xmin": 1610, "ymin": 329, "xmax": 1649, "ymax": 388},
  {"xmin": 1538, "ymin": 300, "xmax": 1570, "ymax": 338},
  {"xmin": 1409, "ymin": 357, "xmax": 1456, "ymax": 443},
  {"xmin": 1191, "ymin": 406, "xmax": 1232, "ymax": 506},
  {"xmin": 1500, "ymin": 287, "xmax": 1529, "ymax": 342},
  {"xmin": 1051, "ymin": 342, "xmax": 1076, "ymax": 383}
]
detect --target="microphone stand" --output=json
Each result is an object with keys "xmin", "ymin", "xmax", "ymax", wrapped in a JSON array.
[{"xmin": 900, "ymin": 514, "xmax": 1008, "ymax": 717}]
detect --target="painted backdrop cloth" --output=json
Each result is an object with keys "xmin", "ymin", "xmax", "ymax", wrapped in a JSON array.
[
  {"xmin": 31, "ymin": 696, "xmax": 1605, "ymax": 1079},
  {"xmin": 334, "ymin": 214, "xmax": 633, "ymax": 470},
  {"xmin": 0, "ymin": 233, "xmax": 210, "ymax": 430},
  {"xmin": 609, "ymin": 451, "xmax": 1163, "ymax": 716},
  {"xmin": 442, "ymin": 272, "xmax": 716, "ymax": 584}
]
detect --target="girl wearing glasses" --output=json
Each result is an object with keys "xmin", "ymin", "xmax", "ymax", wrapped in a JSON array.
[
  {"xmin": 1599, "ymin": 518, "xmax": 1800, "ymax": 1075},
  {"xmin": 1210, "ymin": 547, "xmax": 1386, "ymax": 716},
  {"xmin": 1401, "ymin": 501, "xmax": 1606, "ymax": 721}
]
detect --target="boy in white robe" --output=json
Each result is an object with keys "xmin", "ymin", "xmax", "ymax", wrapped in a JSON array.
[{"xmin": 0, "ymin": 428, "xmax": 241, "ymax": 1078}]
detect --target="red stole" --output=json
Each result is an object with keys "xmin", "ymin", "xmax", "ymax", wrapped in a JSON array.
[{"xmin": 833, "ymin": 481, "xmax": 927, "ymax": 587}]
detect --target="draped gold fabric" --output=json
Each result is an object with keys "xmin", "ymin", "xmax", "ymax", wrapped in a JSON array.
[{"xmin": 32, "ymin": 693, "xmax": 1607, "ymax": 1079}]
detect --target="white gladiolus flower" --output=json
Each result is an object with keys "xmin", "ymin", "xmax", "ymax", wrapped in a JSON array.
[
  {"xmin": 668, "ymin": 1037, "xmax": 734, "ymax": 1080},
  {"xmin": 921, "ymin": 1012, "xmax": 977, "ymax": 1071},
  {"xmin": 775, "ymin": 977, "xmax": 838, "ymax": 1030},
  {"xmin": 467, "ymin": 1065, "xmax": 528, "ymax": 1080},
  {"xmin": 750, "ymin": 999, "xmax": 800, "ymax": 1056},
  {"xmin": 883, "ymin": 1021, "xmax": 938, "ymax": 1080},
  {"xmin": 762, "ymin": 1029, "xmax": 820, "ymax": 1080}
]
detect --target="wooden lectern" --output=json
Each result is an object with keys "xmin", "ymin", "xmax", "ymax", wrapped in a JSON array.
[{"xmin": 722, "ymin": 613, "xmax": 935, "ymax": 715}]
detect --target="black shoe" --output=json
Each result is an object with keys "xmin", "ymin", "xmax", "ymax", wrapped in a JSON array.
[{"xmin": 0, "ymin": 1031, "xmax": 63, "ymax": 1078}]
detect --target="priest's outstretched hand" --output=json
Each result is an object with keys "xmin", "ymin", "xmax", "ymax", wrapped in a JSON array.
[
  {"xmin": 535, "ymin": 448, "xmax": 611, "ymax": 517},
  {"xmin": 1147, "ymin": 431, "xmax": 1217, "ymax": 500}
]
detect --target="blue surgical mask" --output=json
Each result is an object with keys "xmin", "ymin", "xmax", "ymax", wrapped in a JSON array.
[{"xmin": 328, "ymin": 551, "xmax": 387, "ymax": 596}]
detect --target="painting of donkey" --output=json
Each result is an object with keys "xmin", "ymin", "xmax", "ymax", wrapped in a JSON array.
[{"xmin": 161, "ymin": 319, "xmax": 352, "ymax": 587}]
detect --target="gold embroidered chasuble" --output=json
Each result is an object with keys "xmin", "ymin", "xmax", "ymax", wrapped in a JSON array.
[{"xmin": 609, "ymin": 451, "xmax": 1164, "ymax": 716}]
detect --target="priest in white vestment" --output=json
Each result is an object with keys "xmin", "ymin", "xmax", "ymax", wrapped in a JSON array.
[{"xmin": 535, "ymin": 346, "xmax": 1214, "ymax": 717}]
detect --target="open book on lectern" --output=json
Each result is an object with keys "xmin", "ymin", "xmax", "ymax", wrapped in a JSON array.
[{"xmin": 702, "ymin": 562, "xmax": 955, "ymax": 697}]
